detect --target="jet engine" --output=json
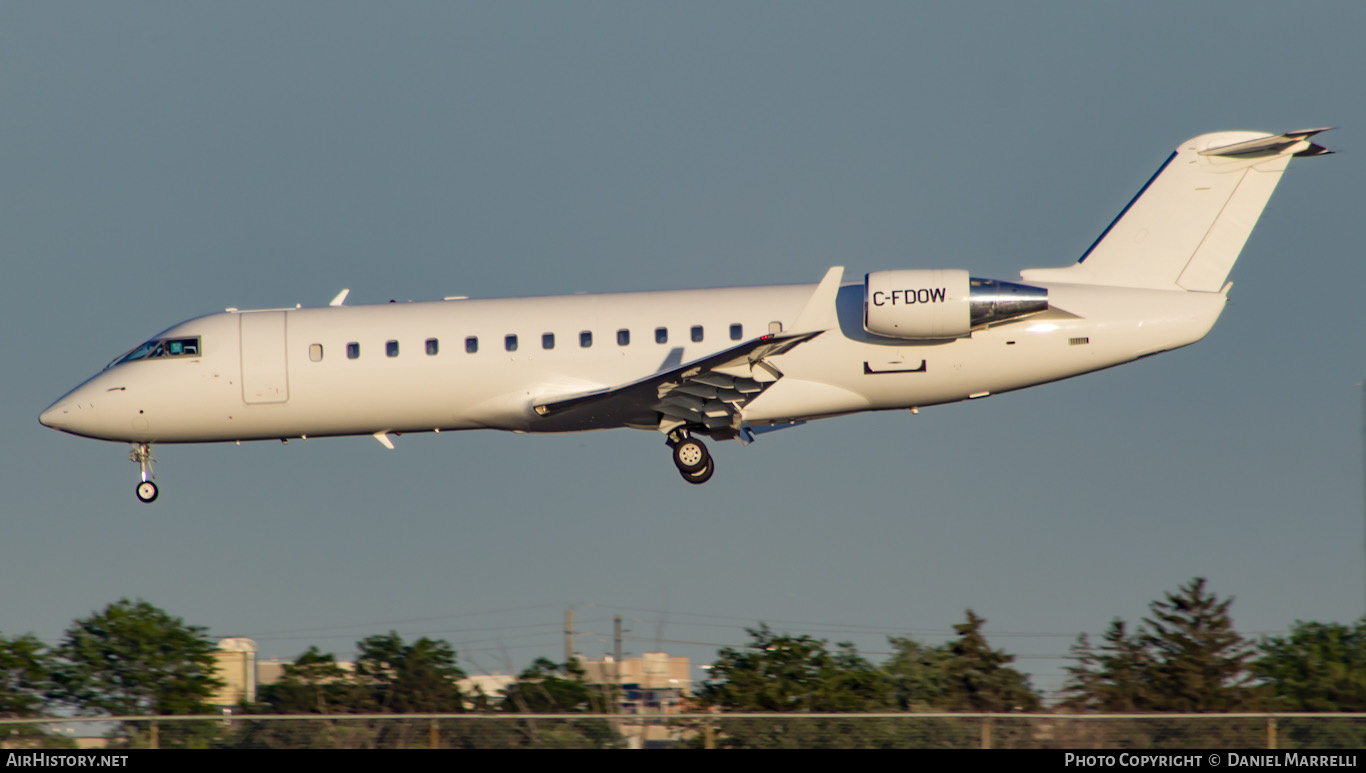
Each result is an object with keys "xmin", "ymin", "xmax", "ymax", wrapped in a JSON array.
[{"xmin": 864, "ymin": 270, "xmax": 1049, "ymax": 339}]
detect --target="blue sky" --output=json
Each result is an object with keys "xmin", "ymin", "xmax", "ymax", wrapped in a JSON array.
[{"xmin": 3, "ymin": 2, "xmax": 1364, "ymax": 701}]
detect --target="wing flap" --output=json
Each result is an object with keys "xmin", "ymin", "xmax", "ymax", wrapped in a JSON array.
[
  {"xmin": 533, "ymin": 330, "xmax": 820, "ymax": 420},
  {"xmin": 531, "ymin": 266, "xmax": 843, "ymax": 437}
]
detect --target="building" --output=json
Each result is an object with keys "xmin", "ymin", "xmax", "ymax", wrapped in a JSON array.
[
  {"xmin": 208, "ymin": 637, "xmax": 258, "ymax": 707},
  {"xmin": 581, "ymin": 652, "xmax": 690, "ymax": 712}
]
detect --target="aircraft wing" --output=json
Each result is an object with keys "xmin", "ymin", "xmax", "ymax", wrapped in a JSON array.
[
  {"xmin": 531, "ymin": 330, "xmax": 822, "ymax": 438},
  {"xmin": 532, "ymin": 266, "xmax": 843, "ymax": 438}
]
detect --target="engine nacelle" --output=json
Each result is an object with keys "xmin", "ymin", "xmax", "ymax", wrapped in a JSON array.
[
  {"xmin": 865, "ymin": 269, "xmax": 972, "ymax": 338},
  {"xmin": 864, "ymin": 270, "xmax": 1048, "ymax": 339}
]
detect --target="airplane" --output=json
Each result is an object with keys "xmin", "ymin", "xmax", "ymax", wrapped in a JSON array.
[{"xmin": 39, "ymin": 129, "xmax": 1332, "ymax": 502}]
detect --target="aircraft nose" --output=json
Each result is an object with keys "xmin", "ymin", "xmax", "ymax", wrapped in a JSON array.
[
  {"xmin": 39, "ymin": 401, "xmax": 72, "ymax": 429},
  {"xmin": 40, "ymin": 372, "xmax": 115, "ymax": 435},
  {"xmin": 40, "ymin": 387, "xmax": 101, "ymax": 434}
]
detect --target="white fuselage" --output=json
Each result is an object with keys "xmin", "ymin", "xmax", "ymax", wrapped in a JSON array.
[
  {"xmin": 39, "ymin": 279, "xmax": 1226, "ymax": 445},
  {"xmin": 37, "ymin": 129, "xmax": 1327, "ymax": 500}
]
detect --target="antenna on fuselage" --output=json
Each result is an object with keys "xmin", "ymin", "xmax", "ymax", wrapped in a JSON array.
[{"xmin": 329, "ymin": 289, "xmax": 350, "ymax": 307}]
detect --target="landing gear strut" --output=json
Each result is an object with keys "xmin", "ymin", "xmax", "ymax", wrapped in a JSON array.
[
  {"xmin": 668, "ymin": 432, "xmax": 715, "ymax": 485},
  {"xmin": 130, "ymin": 443, "xmax": 158, "ymax": 503}
]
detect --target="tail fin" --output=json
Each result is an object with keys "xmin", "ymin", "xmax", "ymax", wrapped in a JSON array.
[{"xmin": 1020, "ymin": 129, "xmax": 1331, "ymax": 292}]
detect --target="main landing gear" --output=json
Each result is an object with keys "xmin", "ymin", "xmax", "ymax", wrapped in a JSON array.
[
  {"xmin": 130, "ymin": 443, "xmax": 158, "ymax": 503},
  {"xmin": 668, "ymin": 432, "xmax": 715, "ymax": 485}
]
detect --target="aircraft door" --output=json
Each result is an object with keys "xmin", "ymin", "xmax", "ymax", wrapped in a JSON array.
[{"xmin": 240, "ymin": 311, "xmax": 290, "ymax": 404}]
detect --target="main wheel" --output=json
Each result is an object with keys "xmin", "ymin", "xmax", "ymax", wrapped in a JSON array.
[
  {"xmin": 681, "ymin": 460, "xmax": 714, "ymax": 485},
  {"xmin": 135, "ymin": 481, "xmax": 159, "ymax": 503},
  {"xmin": 672, "ymin": 438, "xmax": 709, "ymax": 473}
]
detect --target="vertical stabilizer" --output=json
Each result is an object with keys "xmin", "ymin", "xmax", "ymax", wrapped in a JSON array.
[{"xmin": 1020, "ymin": 129, "xmax": 1331, "ymax": 291}]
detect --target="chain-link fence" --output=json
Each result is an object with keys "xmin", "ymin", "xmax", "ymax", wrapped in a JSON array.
[{"xmin": 4, "ymin": 713, "xmax": 1366, "ymax": 749}]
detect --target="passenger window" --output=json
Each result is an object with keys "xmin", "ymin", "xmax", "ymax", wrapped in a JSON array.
[
  {"xmin": 730, "ymin": 324, "xmax": 743, "ymax": 340},
  {"xmin": 466, "ymin": 336, "xmax": 478, "ymax": 354},
  {"xmin": 347, "ymin": 342, "xmax": 360, "ymax": 359},
  {"xmin": 386, "ymin": 340, "xmax": 399, "ymax": 357},
  {"xmin": 655, "ymin": 327, "xmax": 668, "ymax": 344},
  {"xmin": 309, "ymin": 344, "xmax": 323, "ymax": 362},
  {"xmin": 617, "ymin": 329, "xmax": 630, "ymax": 346},
  {"xmin": 426, "ymin": 338, "xmax": 439, "ymax": 356},
  {"xmin": 769, "ymin": 321, "xmax": 783, "ymax": 334},
  {"xmin": 505, "ymin": 334, "xmax": 518, "ymax": 352},
  {"xmin": 691, "ymin": 325, "xmax": 703, "ymax": 343},
  {"xmin": 542, "ymin": 333, "xmax": 555, "ymax": 350},
  {"xmin": 580, "ymin": 331, "xmax": 592, "ymax": 348}
]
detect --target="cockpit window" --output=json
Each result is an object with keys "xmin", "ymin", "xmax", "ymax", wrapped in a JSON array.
[
  {"xmin": 107, "ymin": 337, "xmax": 201, "ymax": 369},
  {"xmin": 165, "ymin": 339, "xmax": 198, "ymax": 356}
]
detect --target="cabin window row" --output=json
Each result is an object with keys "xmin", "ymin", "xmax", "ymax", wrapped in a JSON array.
[{"xmin": 312, "ymin": 324, "xmax": 748, "ymax": 361}]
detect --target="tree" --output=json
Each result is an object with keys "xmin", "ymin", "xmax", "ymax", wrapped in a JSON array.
[
  {"xmin": 253, "ymin": 646, "xmax": 365, "ymax": 715},
  {"xmin": 693, "ymin": 626, "xmax": 905, "ymax": 749},
  {"xmin": 1255, "ymin": 619, "xmax": 1366, "ymax": 748},
  {"xmin": 883, "ymin": 636, "xmax": 950, "ymax": 710},
  {"xmin": 1062, "ymin": 620, "xmax": 1157, "ymax": 712},
  {"xmin": 354, "ymin": 632, "xmax": 466, "ymax": 713},
  {"xmin": 490, "ymin": 659, "xmax": 621, "ymax": 749},
  {"xmin": 939, "ymin": 609, "xmax": 1040, "ymax": 712},
  {"xmin": 0, "ymin": 633, "xmax": 74, "ymax": 749},
  {"xmin": 254, "ymin": 634, "xmax": 466, "ymax": 717},
  {"xmin": 47, "ymin": 599, "xmax": 222, "ymax": 716},
  {"xmin": 1258, "ymin": 619, "xmax": 1366, "ymax": 711},
  {"xmin": 500, "ymin": 658, "xmax": 611, "ymax": 714},
  {"xmin": 1063, "ymin": 578, "xmax": 1264, "ymax": 725},
  {"xmin": 239, "ymin": 634, "xmax": 468, "ymax": 749},
  {"xmin": 1141, "ymin": 578, "xmax": 1262, "ymax": 712},
  {"xmin": 0, "ymin": 633, "xmax": 49, "ymax": 719},
  {"xmin": 878, "ymin": 635, "xmax": 982, "ymax": 748},
  {"xmin": 233, "ymin": 647, "xmax": 366, "ymax": 749},
  {"xmin": 696, "ymin": 624, "xmax": 892, "ymax": 713}
]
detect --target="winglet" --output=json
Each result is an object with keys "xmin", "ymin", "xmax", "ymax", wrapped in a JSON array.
[
  {"xmin": 791, "ymin": 266, "xmax": 844, "ymax": 333},
  {"xmin": 329, "ymin": 289, "xmax": 351, "ymax": 307}
]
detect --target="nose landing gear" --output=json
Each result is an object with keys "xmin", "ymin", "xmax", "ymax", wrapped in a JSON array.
[
  {"xmin": 130, "ymin": 443, "xmax": 158, "ymax": 503},
  {"xmin": 668, "ymin": 432, "xmax": 715, "ymax": 485}
]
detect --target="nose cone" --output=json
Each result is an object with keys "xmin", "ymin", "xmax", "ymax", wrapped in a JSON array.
[
  {"xmin": 40, "ymin": 379, "xmax": 102, "ymax": 437},
  {"xmin": 41, "ymin": 374, "xmax": 136, "ymax": 441},
  {"xmin": 39, "ymin": 401, "xmax": 71, "ymax": 430}
]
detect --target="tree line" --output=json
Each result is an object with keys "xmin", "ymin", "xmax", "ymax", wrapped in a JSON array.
[{"xmin": 4, "ymin": 579, "xmax": 1366, "ymax": 748}]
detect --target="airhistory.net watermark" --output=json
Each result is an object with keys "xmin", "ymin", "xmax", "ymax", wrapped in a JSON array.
[{"xmin": 5, "ymin": 754, "xmax": 129, "ymax": 767}]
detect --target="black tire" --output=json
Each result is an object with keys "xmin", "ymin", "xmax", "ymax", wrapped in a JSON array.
[
  {"xmin": 671, "ymin": 438, "xmax": 710, "ymax": 473},
  {"xmin": 135, "ymin": 481, "xmax": 159, "ymax": 503},
  {"xmin": 681, "ymin": 460, "xmax": 714, "ymax": 485}
]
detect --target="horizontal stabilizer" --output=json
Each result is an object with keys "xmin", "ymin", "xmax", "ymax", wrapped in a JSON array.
[{"xmin": 1199, "ymin": 128, "xmax": 1334, "ymax": 158}]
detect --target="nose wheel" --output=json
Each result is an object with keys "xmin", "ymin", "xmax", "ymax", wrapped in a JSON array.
[
  {"xmin": 129, "ymin": 443, "xmax": 158, "ymax": 503},
  {"xmin": 669, "ymin": 434, "xmax": 716, "ymax": 485},
  {"xmin": 136, "ymin": 480, "xmax": 159, "ymax": 503}
]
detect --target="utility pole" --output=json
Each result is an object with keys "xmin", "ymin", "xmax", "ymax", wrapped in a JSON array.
[
  {"xmin": 614, "ymin": 615, "xmax": 623, "ymax": 662},
  {"xmin": 614, "ymin": 615, "xmax": 624, "ymax": 685},
  {"xmin": 565, "ymin": 607, "xmax": 575, "ymax": 663}
]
